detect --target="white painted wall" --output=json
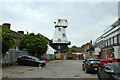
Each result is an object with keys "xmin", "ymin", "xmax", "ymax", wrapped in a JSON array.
[
  {"xmin": 113, "ymin": 46, "xmax": 120, "ymax": 58},
  {"xmin": 46, "ymin": 45, "xmax": 55, "ymax": 54},
  {"xmin": 53, "ymin": 27, "xmax": 69, "ymax": 43},
  {"xmin": 94, "ymin": 48, "xmax": 101, "ymax": 55}
]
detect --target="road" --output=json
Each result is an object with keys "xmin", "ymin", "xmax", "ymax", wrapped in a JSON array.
[{"xmin": 2, "ymin": 60, "xmax": 98, "ymax": 78}]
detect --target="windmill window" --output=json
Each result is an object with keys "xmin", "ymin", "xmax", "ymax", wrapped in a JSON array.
[
  {"xmin": 63, "ymin": 34, "xmax": 66, "ymax": 37},
  {"xmin": 58, "ymin": 28, "xmax": 61, "ymax": 31},
  {"xmin": 58, "ymin": 39, "xmax": 61, "ymax": 42},
  {"xmin": 58, "ymin": 45, "xmax": 61, "ymax": 49}
]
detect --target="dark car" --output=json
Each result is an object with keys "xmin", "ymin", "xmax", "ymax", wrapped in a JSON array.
[
  {"xmin": 82, "ymin": 59, "xmax": 101, "ymax": 73},
  {"xmin": 16, "ymin": 55, "xmax": 46, "ymax": 67},
  {"xmin": 97, "ymin": 63, "xmax": 120, "ymax": 80}
]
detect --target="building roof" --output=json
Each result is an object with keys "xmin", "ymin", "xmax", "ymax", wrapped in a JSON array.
[
  {"xmin": 11, "ymin": 31, "xmax": 23, "ymax": 38},
  {"xmin": 68, "ymin": 47, "xmax": 85, "ymax": 53}
]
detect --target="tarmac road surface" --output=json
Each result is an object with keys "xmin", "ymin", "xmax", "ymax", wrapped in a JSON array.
[{"xmin": 2, "ymin": 60, "xmax": 98, "ymax": 79}]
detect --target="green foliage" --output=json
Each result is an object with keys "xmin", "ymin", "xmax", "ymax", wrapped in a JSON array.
[
  {"xmin": 18, "ymin": 33, "xmax": 48, "ymax": 57},
  {"xmin": 70, "ymin": 49, "xmax": 76, "ymax": 53},
  {"xmin": 72, "ymin": 45, "xmax": 77, "ymax": 48},
  {"xmin": 2, "ymin": 28, "xmax": 15, "ymax": 56}
]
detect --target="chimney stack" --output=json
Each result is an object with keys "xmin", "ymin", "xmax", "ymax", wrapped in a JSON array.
[
  {"xmin": 18, "ymin": 31, "xmax": 24, "ymax": 35},
  {"xmin": 2, "ymin": 23, "xmax": 11, "ymax": 30}
]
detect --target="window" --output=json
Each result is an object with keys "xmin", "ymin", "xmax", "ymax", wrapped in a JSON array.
[
  {"xmin": 101, "ymin": 41, "xmax": 104, "ymax": 48},
  {"xmin": 114, "ymin": 36, "xmax": 117, "ymax": 45},
  {"xmin": 58, "ymin": 39, "xmax": 61, "ymax": 42},
  {"xmin": 58, "ymin": 45, "xmax": 61, "ymax": 49},
  {"xmin": 118, "ymin": 34, "xmax": 120, "ymax": 44},
  {"xmin": 63, "ymin": 34, "xmax": 66, "ymax": 37},
  {"xmin": 58, "ymin": 28, "xmax": 61, "ymax": 31},
  {"xmin": 108, "ymin": 38, "xmax": 111, "ymax": 46},
  {"xmin": 58, "ymin": 51, "xmax": 60, "ymax": 53},
  {"xmin": 111, "ymin": 37, "xmax": 114, "ymax": 45},
  {"xmin": 105, "ymin": 40, "xmax": 107, "ymax": 47},
  {"xmin": 50, "ymin": 55, "xmax": 52, "ymax": 59}
]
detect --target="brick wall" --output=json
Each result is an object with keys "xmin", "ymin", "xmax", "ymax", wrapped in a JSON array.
[
  {"xmin": 100, "ymin": 49, "xmax": 112, "ymax": 59},
  {"xmin": 61, "ymin": 54, "xmax": 77, "ymax": 60}
]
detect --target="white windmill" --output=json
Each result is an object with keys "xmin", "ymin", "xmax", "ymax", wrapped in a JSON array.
[{"xmin": 50, "ymin": 19, "xmax": 71, "ymax": 53}]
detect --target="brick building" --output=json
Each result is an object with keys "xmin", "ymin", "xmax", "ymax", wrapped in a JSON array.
[
  {"xmin": 2, "ymin": 23, "xmax": 24, "ymax": 50},
  {"xmin": 93, "ymin": 18, "xmax": 120, "ymax": 59},
  {"xmin": 81, "ymin": 41, "xmax": 93, "ymax": 59},
  {"xmin": 68, "ymin": 47, "xmax": 85, "ymax": 53}
]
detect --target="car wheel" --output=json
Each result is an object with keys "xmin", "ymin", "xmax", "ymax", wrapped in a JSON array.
[
  {"xmin": 85, "ymin": 67, "xmax": 89, "ymax": 73},
  {"xmin": 97, "ymin": 74, "xmax": 101, "ymax": 80},
  {"xmin": 37, "ymin": 64, "xmax": 41, "ymax": 67},
  {"xmin": 108, "ymin": 76, "xmax": 113, "ymax": 80},
  {"xmin": 17, "ymin": 62, "xmax": 21, "ymax": 65},
  {"xmin": 82, "ymin": 65, "xmax": 85, "ymax": 70}
]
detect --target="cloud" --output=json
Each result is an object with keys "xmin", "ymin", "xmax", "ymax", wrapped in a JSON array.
[{"xmin": 1, "ymin": 2, "xmax": 118, "ymax": 47}]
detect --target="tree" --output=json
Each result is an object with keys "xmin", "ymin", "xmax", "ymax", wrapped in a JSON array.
[
  {"xmin": 2, "ymin": 28, "xmax": 15, "ymax": 56},
  {"xmin": 72, "ymin": 45, "xmax": 77, "ymax": 48},
  {"xmin": 18, "ymin": 33, "xmax": 48, "ymax": 57},
  {"xmin": 70, "ymin": 49, "xmax": 76, "ymax": 53}
]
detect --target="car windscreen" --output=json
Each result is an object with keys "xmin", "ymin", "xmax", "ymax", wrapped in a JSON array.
[{"xmin": 89, "ymin": 60, "xmax": 101, "ymax": 64}]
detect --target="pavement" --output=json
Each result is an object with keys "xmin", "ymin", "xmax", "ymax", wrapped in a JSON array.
[{"xmin": 2, "ymin": 60, "xmax": 98, "ymax": 78}]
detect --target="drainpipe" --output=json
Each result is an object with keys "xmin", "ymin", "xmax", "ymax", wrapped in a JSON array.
[{"xmin": 105, "ymin": 49, "xmax": 107, "ymax": 60}]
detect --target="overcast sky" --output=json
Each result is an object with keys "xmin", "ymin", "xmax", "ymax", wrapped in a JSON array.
[{"xmin": 1, "ymin": 1, "xmax": 119, "ymax": 47}]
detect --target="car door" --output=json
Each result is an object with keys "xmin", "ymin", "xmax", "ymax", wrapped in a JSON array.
[
  {"xmin": 25, "ymin": 57, "xmax": 34, "ymax": 66},
  {"xmin": 99, "ymin": 64, "xmax": 112, "ymax": 79},
  {"xmin": 30, "ymin": 58, "xmax": 37, "ymax": 66},
  {"xmin": 104, "ymin": 65, "xmax": 113, "ymax": 79},
  {"xmin": 84, "ymin": 60, "xmax": 88, "ymax": 69},
  {"xmin": 20, "ymin": 56, "xmax": 29, "ymax": 65}
]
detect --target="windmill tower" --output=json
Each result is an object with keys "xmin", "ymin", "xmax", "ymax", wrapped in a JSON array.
[{"xmin": 50, "ymin": 19, "xmax": 71, "ymax": 53}]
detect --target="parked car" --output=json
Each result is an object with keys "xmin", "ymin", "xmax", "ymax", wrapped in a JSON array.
[
  {"xmin": 82, "ymin": 58, "xmax": 101, "ymax": 73},
  {"xmin": 17, "ymin": 55, "xmax": 46, "ymax": 67},
  {"xmin": 112, "ymin": 58, "xmax": 120, "ymax": 64},
  {"xmin": 100, "ymin": 60, "xmax": 112, "ymax": 67},
  {"xmin": 97, "ymin": 63, "xmax": 120, "ymax": 80}
]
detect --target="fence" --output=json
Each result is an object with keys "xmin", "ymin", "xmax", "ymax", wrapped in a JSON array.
[{"xmin": 2, "ymin": 50, "xmax": 29, "ymax": 64}]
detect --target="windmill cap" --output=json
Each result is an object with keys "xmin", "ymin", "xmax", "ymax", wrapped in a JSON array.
[{"xmin": 55, "ymin": 19, "xmax": 68, "ymax": 28}]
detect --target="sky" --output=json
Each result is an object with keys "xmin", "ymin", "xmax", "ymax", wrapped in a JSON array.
[{"xmin": 1, "ymin": 0, "xmax": 119, "ymax": 47}]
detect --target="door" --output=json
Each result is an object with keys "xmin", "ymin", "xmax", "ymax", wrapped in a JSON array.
[{"xmin": 63, "ymin": 55, "xmax": 66, "ymax": 60}]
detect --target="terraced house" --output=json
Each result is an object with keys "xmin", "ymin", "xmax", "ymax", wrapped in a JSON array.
[{"xmin": 93, "ymin": 18, "xmax": 120, "ymax": 59}]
